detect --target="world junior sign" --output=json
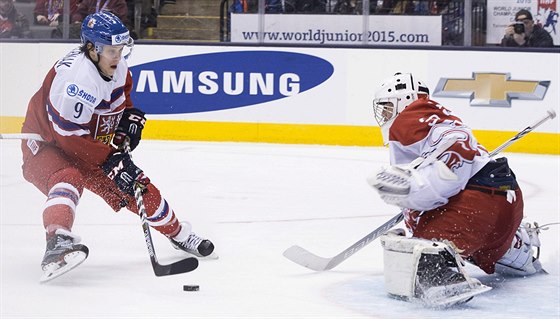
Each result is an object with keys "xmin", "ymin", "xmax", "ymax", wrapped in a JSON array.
[{"xmin": 129, "ymin": 51, "xmax": 334, "ymax": 114}]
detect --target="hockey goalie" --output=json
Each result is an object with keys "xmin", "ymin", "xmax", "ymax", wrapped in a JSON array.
[{"xmin": 368, "ymin": 73, "xmax": 545, "ymax": 307}]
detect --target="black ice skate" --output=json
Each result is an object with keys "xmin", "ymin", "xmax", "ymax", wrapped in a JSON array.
[
  {"xmin": 170, "ymin": 222, "xmax": 215, "ymax": 257},
  {"xmin": 40, "ymin": 229, "xmax": 89, "ymax": 283}
]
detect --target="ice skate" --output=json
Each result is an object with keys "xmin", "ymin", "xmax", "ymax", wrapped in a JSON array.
[
  {"xmin": 39, "ymin": 229, "xmax": 89, "ymax": 283},
  {"xmin": 170, "ymin": 222, "xmax": 215, "ymax": 258},
  {"xmin": 381, "ymin": 232, "xmax": 491, "ymax": 308},
  {"xmin": 495, "ymin": 221, "xmax": 547, "ymax": 276},
  {"xmin": 415, "ymin": 253, "xmax": 491, "ymax": 308}
]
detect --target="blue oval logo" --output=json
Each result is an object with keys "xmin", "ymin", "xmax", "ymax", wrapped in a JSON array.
[
  {"xmin": 67, "ymin": 84, "xmax": 79, "ymax": 97},
  {"xmin": 129, "ymin": 51, "xmax": 334, "ymax": 114}
]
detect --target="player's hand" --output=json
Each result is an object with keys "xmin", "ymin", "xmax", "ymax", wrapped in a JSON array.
[
  {"xmin": 504, "ymin": 25, "xmax": 515, "ymax": 36},
  {"xmin": 113, "ymin": 108, "xmax": 146, "ymax": 151},
  {"xmin": 367, "ymin": 165, "xmax": 417, "ymax": 207},
  {"xmin": 102, "ymin": 152, "xmax": 150, "ymax": 195},
  {"xmin": 36, "ymin": 15, "xmax": 48, "ymax": 24}
]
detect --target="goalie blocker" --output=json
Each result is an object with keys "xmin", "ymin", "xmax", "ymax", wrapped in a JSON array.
[{"xmin": 380, "ymin": 230, "xmax": 491, "ymax": 308}]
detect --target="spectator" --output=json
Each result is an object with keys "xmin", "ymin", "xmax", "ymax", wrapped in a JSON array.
[
  {"xmin": 0, "ymin": 0, "xmax": 31, "ymax": 38},
  {"xmin": 501, "ymin": 9, "xmax": 554, "ymax": 47},
  {"xmin": 34, "ymin": 0, "xmax": 79, "ymax": 27},
  {"xmin": 126, "ymin": 0, "xmax": 156, "ymax": 37},
  {"xmin": 72, "ymin": 0, "xmax": 129, "ymax": 25},
  {"xmin": 53, "ymin": 0, "xmax": 129, "ymax": 38},
  {"xmin": 391, "ymin": 0, "xmax": 415, "ymax": 14}
]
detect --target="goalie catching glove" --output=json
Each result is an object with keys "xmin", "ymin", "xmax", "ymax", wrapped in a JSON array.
[
  {"xmin": 367, "ymin": 160, "xmax": 458, "ymax": 211},
  {"xmin": 102, "ymin": 152, "xmax": 150, "ymax": 195},
  {"xmin": 113, "ymin": 107, "xmax": 146, "ymax": 151}
]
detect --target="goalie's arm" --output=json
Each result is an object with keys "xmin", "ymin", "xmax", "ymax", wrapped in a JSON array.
[{"xmin": 368, "ymin": 159, "xmax": 463, "ymax": 211}]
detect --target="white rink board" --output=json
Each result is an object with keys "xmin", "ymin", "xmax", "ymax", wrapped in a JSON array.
[{"xmin": 0, "ymin": 42, "xmax": 558, "ymax": 133}]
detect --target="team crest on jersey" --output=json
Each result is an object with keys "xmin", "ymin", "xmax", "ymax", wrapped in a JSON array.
[
  {"xmin": 67, "ymin": 84, "xmax": 79, "ymax": 97},
  {"xmin": 95, "ymin": 112, "xmax": 123, "ymax": 145}
]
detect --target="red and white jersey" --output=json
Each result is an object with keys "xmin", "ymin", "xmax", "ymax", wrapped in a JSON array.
[
  {"xmin": 387, "ymin": 99, "xmax": 491, "ymax": 210},
  {"xmin": 22, "ymin": 47, "xmax": 134, "ymax": 167}
]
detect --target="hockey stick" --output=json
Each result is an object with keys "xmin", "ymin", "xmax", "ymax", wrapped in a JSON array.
[
  {"xmin": 133, "ymin": 185, "xmax": 199, "ymax": 276},
  {"xmin": 283, "ymin": 109, "xmax": 557, "ymax": 271},
  {"xmin": 2, "ymin": 131, "xmax": 199, "ymax": 276},
  {"xmin": 0, "ymin": 133, "xmax": 45, "ymax": 141},
  {"xmin": 123, "ymin": 139, "xmax": 198, "ymax": 276}
]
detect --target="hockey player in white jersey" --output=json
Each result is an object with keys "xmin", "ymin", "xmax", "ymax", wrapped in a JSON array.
[
  {"xmin": 21, "ymin": 11, "xmax": 214, "ymax": 282},
  {"xmin": 368, "ymin": 73, "xmax": 545, "ymax": 307}
]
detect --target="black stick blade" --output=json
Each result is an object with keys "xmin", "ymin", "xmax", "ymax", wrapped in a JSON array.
[{"xmin": 153, "ymin": 257, "xmax": 199, "ymax": 276}]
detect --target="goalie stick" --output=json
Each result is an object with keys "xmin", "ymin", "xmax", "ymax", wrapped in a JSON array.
[{"xmin": 283, "ymin": 109, "xmax": 557, "ymax": 271}]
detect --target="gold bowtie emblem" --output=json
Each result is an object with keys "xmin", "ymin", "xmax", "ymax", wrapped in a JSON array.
[{"xmin": 433, "ymin": 73, "xmax": 550, "ymax": 107}]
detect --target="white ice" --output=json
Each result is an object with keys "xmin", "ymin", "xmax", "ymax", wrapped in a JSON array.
[{"xmin": 1, "ymin": 140, "xmax": 559, "ymax": 318}]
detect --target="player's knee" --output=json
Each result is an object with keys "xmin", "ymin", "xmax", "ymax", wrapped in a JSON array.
[{"xmin": 48, "ymin": 167, "xmax": 84, "ymax": 195}]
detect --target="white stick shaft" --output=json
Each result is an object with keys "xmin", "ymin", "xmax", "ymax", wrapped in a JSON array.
[
  {"xmin": 282, "ymin": 109, "xmax": 558, "ymax": 271},
  {"xmin": 0, "ymin": 133, "xmax": 45, "ymax": 142},
  {"xmin": 489, "ymin": 109, "xmax": 556, "ymax": 157}
]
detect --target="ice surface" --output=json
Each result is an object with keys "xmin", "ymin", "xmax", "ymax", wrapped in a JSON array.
[{"xmin": 1, "ymin": 140, "xmax": 559, "ymax": 318}]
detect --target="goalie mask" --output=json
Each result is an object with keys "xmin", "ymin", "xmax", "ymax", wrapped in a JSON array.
[{"xmin": 373, "ymin": 73, "xmax": 429, "ymax": 144}]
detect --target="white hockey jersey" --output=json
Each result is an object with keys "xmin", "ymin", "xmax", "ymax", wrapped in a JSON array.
[
  {"xmin": 23, "ymin": 47, "xmax": 135, "ymax": 167},
  {"xmin": 386, "ymin": 99, "xmax": 491, "ymax": 211}
]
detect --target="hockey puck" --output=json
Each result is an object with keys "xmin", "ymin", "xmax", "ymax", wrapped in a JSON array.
[{"xmin": 183, "ymin": 285, "xmax": 199, "ymax": 291}]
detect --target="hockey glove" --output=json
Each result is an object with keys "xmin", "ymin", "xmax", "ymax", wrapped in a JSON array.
[
  {"xmin": 367, "ymin": 161, "xmax": 456, "ymax": 211},
  {"xmin": 113, "ymin": 108, "xmax": 146, "ymax": 151},
  {"xmin": 367, "ymin": 165, "xmax": 417, "ymax": 207},
  {"xmin": 102, "ymin": 152, "xmax": 150, "ymax": 196}
]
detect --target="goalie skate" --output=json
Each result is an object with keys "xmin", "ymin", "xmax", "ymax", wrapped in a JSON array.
[
  {"xmin": 381, "ymin": 231, "xmax": 491, "ymax": 308},
  {"xmin": 419, "ymin": 281, "xmax": 491, "ymax": 308},
  {"xmin": 414, "ymin": 252, "xmax": 492, "ymax": 308},
  {"xmin": 39, "ymin": 229, "xmax": 89, "ymax": 283}
]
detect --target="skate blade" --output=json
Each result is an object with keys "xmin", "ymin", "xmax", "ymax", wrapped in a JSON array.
[
  {"xmin": 39, "ymin": 250, "xmax": 88, "ymax": 283},
  {"xmin": 201, "ymin": 251, "xmax": 219, "ymax": 260},
  {"xmin": 183, "ymin": 251, "xmax": 219, "ymax": 260},
  {"xmin": 421, "ymin": 283, "xmax": 492, "ymax": 308}
]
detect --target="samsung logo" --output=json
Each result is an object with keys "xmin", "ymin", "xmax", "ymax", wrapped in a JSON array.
[
  {"xmin": 136, "ymin": 71, "xmax": 301, "ymax": 96},
  {"xmin": 130, "ymin": 51, "xmax": 334, "ymax": 114}
]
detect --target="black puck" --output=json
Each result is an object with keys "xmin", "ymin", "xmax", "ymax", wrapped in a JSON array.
[{"xmin": 183, "ymin": 285, "xmax": 199, "ymax": 291}]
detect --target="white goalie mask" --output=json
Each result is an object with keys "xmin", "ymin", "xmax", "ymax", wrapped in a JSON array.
[{"xmin": 373, "ymin": 73, "xmax": 430, "ymax": 144}]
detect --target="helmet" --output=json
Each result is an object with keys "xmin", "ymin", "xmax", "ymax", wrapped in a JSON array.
[
  {"xmin": 372, "ymin": 73, "xmax": 429, "ymax": 142},
  {"xmin": 81, "ymin": 11, "xmax": 133, "ymax": 59}
]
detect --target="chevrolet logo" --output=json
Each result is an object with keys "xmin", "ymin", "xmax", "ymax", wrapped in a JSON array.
[{"xmin": 433, "ymin": 73, "xmax": 550, "ymax": 107}]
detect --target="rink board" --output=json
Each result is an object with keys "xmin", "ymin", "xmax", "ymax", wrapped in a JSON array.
[{"xmin": 0, "ymin": 43, "xmax": 558, "ymax": 154}]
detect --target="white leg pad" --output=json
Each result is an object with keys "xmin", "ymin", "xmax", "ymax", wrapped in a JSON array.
[
  {"xmin": 380, "ymin": 230, "xmax": 491, "ymax": 307},
  {"xmin": 380, "ymin": 231, "xmax": 449, "ymax": 299}
]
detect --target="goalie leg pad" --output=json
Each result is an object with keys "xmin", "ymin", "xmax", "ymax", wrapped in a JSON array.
[{"xmin": 380, "ymin": 231, "xmax": 491, "ymax": 307}]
